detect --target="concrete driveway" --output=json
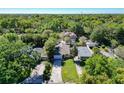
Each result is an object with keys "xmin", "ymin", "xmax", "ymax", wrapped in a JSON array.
[
  {"xmin": 49, "ymin": 59, "xmax": 63, "ymax": 84},
  {"xmin": 21, "ymin": 63, "xmax": 45, "ymax": 84}
]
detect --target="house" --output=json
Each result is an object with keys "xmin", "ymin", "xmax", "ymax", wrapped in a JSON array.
[
  {"xmin": 33, "ymin": 48, "xmax": 43, "ymax": 54},
  {"xmin": 60, "ymin": 31, "xmax": 77, "ymax": 45},
  {"xmin": 55, "ymin": 40, "xmax": 70, "ymax": 57},
  {"xmin": 70, "ymin": 32, "xmax": 77, "ymax": 44},
  {"xmin": 86, "ymin": 40, "xmax": 98, "ymax": 48},
  {"xmin": 33, "ymin": 47, "xmax": 48, "ymax": 60},
  {"xmin": 77, "ymin": 46, "xmax": 93, "ymax": 60}
]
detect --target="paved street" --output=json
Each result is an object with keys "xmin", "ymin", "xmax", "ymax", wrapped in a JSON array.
[
  {"xmin": 49, "ymin": 59, "xmax": 63, "ymax": 84},
  {"xmin": 21, "ymin": 63, "xmax": 45, "ymax": 84}
]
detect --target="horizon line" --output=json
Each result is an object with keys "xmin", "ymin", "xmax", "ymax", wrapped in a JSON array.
[{"xmin": 0, "ymin": 8, "xmax": 124, "ymax": 14}]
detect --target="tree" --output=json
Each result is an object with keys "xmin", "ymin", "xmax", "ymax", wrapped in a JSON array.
[
  {"xmin": 21, "ymin": 34, "xmax": 44, "ymax": 47},
  {"xmin": 114, "ymin": 68, "xmax": 124, "ymax": 84},
  {"xmin": 41, "ymin": 30, "xmax": 53, "ymax": 39},
  {"xmin": 90, "ymin": 26, "xmax": 111, "ymax": 46},
  {"xmin": 0, "ymin": 39, "xmax": 37, "ymax": 83},
  {"xmin": 44, "ymin": 37, "xmax": 57, "ymax": 59},
  {"xmin": 24, "ymin": 28, "xmax": 34, "ymax": 33},
  {"xmin": 3, "ymin": 33, "xmax": 18, "ymax": 42},
  {"xmin": 92, "ymin": 47, "xmax": 100, "ymax": 54},
  {"xmin": 64, "ymin": 36, "xmax": 71, "ymax": 44},
  {"xmin": 77, "ymin": 36, "xmax": 87, "ymax": 46},
  {"xmin": 81, "ymin": 54, "xmax": 117, "ymax": 84},
  {"xmin": 70, "ymin": 46, "xmax": 78, "ymax": 57},
  {"xmin": 68, "ymin": 21, "xmax": 84, "ymax": 36},
  {"xmin": 115, "ymin": 27, "xmax": 124, "ymax": 45}
]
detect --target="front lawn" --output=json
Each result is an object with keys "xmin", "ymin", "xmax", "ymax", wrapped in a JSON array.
[{"xmin": 62, "ymin": 59, "xmax": 80, "ymax": 83}]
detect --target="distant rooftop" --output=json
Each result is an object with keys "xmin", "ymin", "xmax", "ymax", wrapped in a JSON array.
[
  {"xmin": 33, "ymin": 47, "xmax": 47, "ymax": 58},
  {"xmin": 33, "ymin": 48, "xmax": 43, "ymax": 54}
]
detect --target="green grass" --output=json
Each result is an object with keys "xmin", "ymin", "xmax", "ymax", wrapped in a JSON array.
[{"xmin": 62, "ymin": 59, "xmax": 80, "ymax": 83}]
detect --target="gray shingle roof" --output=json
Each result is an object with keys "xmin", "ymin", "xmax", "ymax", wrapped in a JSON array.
[
  {"xmin": 77, "ymin": 47, "xmax": 92, "ymax": 57},
  {"xmin": 59, "ymin": 44, "xmax": 70, "ymax": 55},
  {"xmin": 56, "ymin": 41, "xmax": 70, "ymax": 55}
]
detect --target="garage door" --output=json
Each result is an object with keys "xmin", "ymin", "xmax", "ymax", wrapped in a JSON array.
[{"xmin": 54, "ymin": 55, "xmax": 62, "ymax": 60}]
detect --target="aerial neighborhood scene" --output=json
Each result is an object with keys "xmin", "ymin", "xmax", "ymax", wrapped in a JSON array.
[{"xmin": 0, "ymin": 13, "xmax": 124, "ymax": 84}]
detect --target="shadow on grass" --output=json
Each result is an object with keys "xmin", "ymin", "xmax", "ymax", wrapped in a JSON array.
[{"xmin": 61, "ymin": 61, "xmax": 65, "ymax": 66}]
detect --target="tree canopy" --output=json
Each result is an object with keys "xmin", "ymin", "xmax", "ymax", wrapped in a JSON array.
[{"xmin": 81, "ymin": 54, "xmax": 124, "ymax": 84}]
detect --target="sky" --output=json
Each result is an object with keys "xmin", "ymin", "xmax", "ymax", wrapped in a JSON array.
[{"xmin": 0, "ymin": 8, "xmax": 124, "ymax": 14}]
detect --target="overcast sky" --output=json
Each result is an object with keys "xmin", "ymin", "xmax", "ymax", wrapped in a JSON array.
[{"xmin": 0, "ymin": 8, "xmax": 124, "ymax": 14}]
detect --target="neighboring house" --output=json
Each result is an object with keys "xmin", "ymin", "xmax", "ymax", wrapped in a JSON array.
[
  {"xmin": 33, "ymin": 47, "xmax": 48, "ymax": 60},
  {"xmin": 70, "ymin": 32, "xmax": 77, "ymax": 45},
  {"xmin": 60, "ymin": 31, "xmax": 77, "ymax": 45},
  {"xmin": 33, "ymin": 48, "xmax": 43, "ymax": 54},
  {"xmin": 77, "ymin": 46, "xmax": 93, "ymax": 60},
  {"xmin": 86, "ymin": 40, "xmax": 98, "ymax": 48}
]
